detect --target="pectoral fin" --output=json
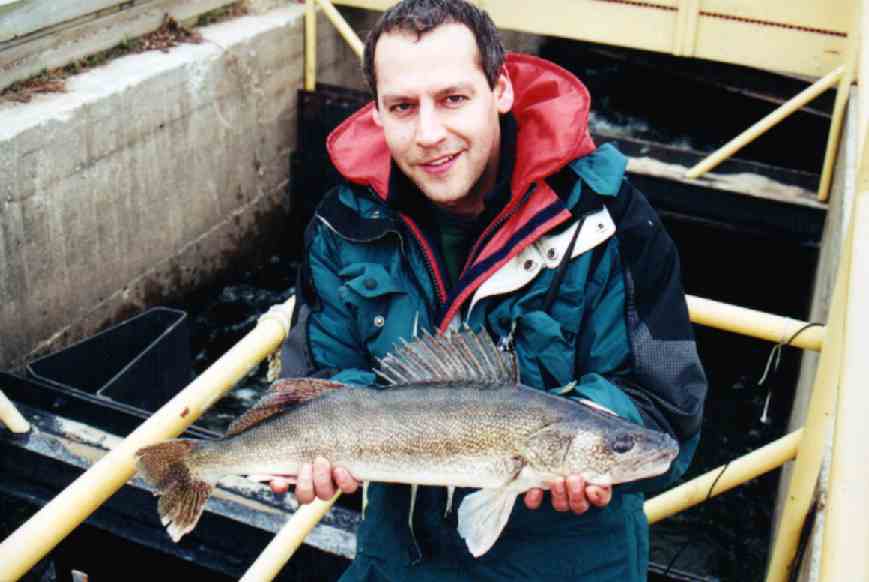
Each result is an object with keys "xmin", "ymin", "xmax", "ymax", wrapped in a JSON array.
[
  {"xmin": 445, "ymin": 485, "xmax": 456, "ymax": 517},
  {"xmin": 456, "ymin": 487, "xmax": 519, "ymax": 557}
]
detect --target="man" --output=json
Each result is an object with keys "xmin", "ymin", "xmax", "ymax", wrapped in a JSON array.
[{"xmin": 273, "ymin": 0, "xmax": 707, "ymax": 579}]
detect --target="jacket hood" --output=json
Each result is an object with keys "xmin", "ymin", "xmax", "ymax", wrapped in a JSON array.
[{"xmin": 326, "ymin": 52, "xmax": 596, "ymax": 201}]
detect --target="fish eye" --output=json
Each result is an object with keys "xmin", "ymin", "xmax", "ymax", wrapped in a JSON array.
[{"xmin": 611, "ymin": 434, "xmax": 636, "ymax": 454}]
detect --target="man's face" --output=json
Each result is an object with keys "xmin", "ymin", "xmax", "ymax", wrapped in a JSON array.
[{"xmin": 372, "ymin": 23, "xmax": 513, "ymax": 217}]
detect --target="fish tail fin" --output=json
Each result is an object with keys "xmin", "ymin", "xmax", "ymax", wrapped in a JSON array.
[{"xmin": 135, "ymin": 440, "xmax": 213, "ymax": 542}]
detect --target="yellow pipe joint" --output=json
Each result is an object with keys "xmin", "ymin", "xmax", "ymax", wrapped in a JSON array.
[
  {"xmin": 646, "ymin": 429, "xmax": 802, "ymax": 524},
  {"xmin": 686, "ymin": 295, "xmax": 824, "ymax": 351}
]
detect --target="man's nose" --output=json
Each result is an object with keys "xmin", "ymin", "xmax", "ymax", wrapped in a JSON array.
[{"xmin": 415, "ymin": 103, "xmax": 446, "ymax": 147}]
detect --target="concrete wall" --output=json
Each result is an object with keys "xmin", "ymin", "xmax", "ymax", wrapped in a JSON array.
[
  {"xmin": 0, "ymin": 3, "xmax": 544, "ymax": 371},
  {"xmin": 0, "ymin": 4, "xmax": 349, "ymax": 371}
]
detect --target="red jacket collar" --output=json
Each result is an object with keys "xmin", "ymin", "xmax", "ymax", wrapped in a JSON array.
[{"xmin": 326, "ymin": 53, "xmax": 596, "ymax": 201}]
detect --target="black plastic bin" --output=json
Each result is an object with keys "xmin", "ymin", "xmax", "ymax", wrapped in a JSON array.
[{"xmin": 27, "ymin": 307, "xmax": 193, "ymax": 414}]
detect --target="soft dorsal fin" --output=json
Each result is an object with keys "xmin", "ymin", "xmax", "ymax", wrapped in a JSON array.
[
  {"xmin": 375, "ymin": 327, "xmax": 519, "ymax": 386},
  {"xmin": 225, "ymin": 378, "xmax": 345, "ymax": 436}
]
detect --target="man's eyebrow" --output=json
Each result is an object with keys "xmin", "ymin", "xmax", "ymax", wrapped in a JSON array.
[
  {"xmin": 381, "ymin": 83, "xmax": 477, "ymax": 104},
  {"xmin": 381, "ymin": 93, "xmax": 414, "ymax": 104},
  {"xmin": 435, "ymin": 83, "xmax": 476, "ymax": 97}
]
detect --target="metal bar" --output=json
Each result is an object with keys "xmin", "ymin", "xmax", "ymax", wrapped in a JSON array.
[
  {"xmin": 687, "ymin": 66, "xmax": 844, "ymax": 179},
  {"xmin": 672, "ymin": 0, "xmax": 699, "ymax": 57},
  {"xmin": 239, "ymin": 495, "xmax": 339, "ymax": 582},
  {"xmin": 820, "ymin": 198, "xmax": 869, "ymax": 580},
  {"xmin": 315, "ymin": 0, "xmax": 364, "ymax": 58},
  {"xmin": 305, "ymin": 0, "xmax": 316, "ymax": 91},
  {"xmin": 685, "ymin": 295, "xmax": 825, "ymax": 351},
  {"xmin": 764, "ymin": 212, "xmax": 851, "ymax": 582},
  {"xmin": 819, "ymin": 116, "xmax": 869, "ymax": 582},
  {"xmin": 0, "ymin": 388, "xmax": 30, "ymax": 434},
  {"xmin": 646, "ymin": 429, "xmax": 803, "ymax": 524},
  {"xmin": 0, "ymin": 298, "xmax": 296, "ymax": 581},
  {"xmin": 818, "ymin": 3, "xmax": 860, "ymax": 202}
]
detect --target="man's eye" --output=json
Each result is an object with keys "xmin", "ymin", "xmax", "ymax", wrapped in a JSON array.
[
  {"xmin": 445, "ymin": 95, "xmax": 468, "ymax": 106},
  {"xmin": 390, "ymin": 103, "xmax": 414, "ymax": 114}
]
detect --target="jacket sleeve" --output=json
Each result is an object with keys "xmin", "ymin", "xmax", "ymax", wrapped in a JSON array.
[
  {"xmin": 565, "ymin": 179, "xmax": 707, "ymax": 490},
  {"xmin": 279, "ymin": 217, "xmax": 376, "ymax": 387}
]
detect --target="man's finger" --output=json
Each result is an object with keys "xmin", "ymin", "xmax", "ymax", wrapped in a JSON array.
[
  {"xmin": 334, "ymin": 466, "xmax": 359, "ymax": 494},
  {"xmin": 587, "ymin": 484, "xmax": 612, "ymax": 507},
  {"xmin": 549, "ymin": 478, "xmax": 568, "ymax": 512},
  {"xmin": 566, "ymin": 475, "xmax": 589, "ymax": 514},
  {"xmin": 524, "ymin": 488, "xmax": 544, "ymax": 510},
  {"xmin": 269, "ymin": 477, "xmax": 291, "ymax": 495},
  {"xmin": 312, "ymin": 456, "xmax": 335, "ymax": 500},
  {"xmin": 295, "ymin": 463, "xmax": 314, "ymax": 504}
]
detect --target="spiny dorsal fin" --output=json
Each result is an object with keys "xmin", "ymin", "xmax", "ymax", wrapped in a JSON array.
[
  {"xmin": 225, "ymin": 378, "xmax": 345, "ymax": 436},
  {"xmin": 375, "ymin": 327, "xmax": 518, "ymax": 386}
]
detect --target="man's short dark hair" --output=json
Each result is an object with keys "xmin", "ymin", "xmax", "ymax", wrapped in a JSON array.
[{"xmin": 362, "ymin": 0, "xmax": 506, "ymax": 101}]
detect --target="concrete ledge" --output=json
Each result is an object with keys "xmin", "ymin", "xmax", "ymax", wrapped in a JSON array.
[{"xmin": 0, "ymin": 5, "xmax": 311, "ymax": 370}]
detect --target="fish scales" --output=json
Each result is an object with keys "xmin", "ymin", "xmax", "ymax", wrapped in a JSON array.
[
  {"xmin": 194, "ymin": 382, "xmax": 572, "ymax": 487},
  {"xmin": 135, "ymin": 328, "xmax": 679, "ymax": 556}
]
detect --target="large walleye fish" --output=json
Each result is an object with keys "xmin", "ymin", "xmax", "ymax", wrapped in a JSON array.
[{"xmin": 135, "ymin": 329, "xmax": 678, "ymax": 557}]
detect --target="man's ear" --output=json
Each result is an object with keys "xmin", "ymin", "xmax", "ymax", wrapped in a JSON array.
[
  {"xmin": 494, "ymin": 67, "xmax": 514, "ymax": 114},
  {"xmin": 371, "ymin": 104, "xmax": 383, "ymax": 127}
]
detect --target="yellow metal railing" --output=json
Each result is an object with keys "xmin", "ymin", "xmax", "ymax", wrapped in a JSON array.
[
  {"xmin": 1, "ymin": 2, "xmax": 866, "ymax": 581},
  {"xmin": 0, "ymin": 299, "xmax": 296, "ymax": 581},
  {"xmin": 0, "ymin": 388, "xmax": 30, "ymax": 434},
  {"xmin": 688, "ymin": 0, "xmax": 862, "ymax": 202},
  {"xmin": 685, "ymin": 66, "xmax": 844, "ymax": 181}
]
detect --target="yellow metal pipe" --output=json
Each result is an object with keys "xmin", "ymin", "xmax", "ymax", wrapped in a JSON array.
[
  {"xmin": 645, "ymin": 429, "xmax": 802, "ymax": 524},
  {"xmin": 305, "ymin": 0, "xmax": 316, "ymax": 91},
  {"xmin": 315, "ymin": 0, "xmax": 364, "ymax": 59},
  {"xmin": 860, "ymin": 0, "xmax": 869, "ymax": 156},
  {"xmin": 672, "ymin": 0, "xmax": 699, "ymax": 58},
  {"xmin": 685, "ymin": 295, "xmax": 824, "ymax": 351},
  {"xmin": 764, "ymin": 216, "xmax": 851, "ymax": 582},
  {"xmin": 819, "ymin": 144, "xmax": 869, "ymax": 582},
  {"xmin": 0, "ymin": 298, "xmax": 296, "ymax": 581},
  {"xmin": 0, "ymin": 388, "xmax": 30, "ymax": 434},
  {"xmin": 687, "ymin": 66, "xmax": 844, "ymax": 179},
  {"xmin": 818, "ymin": 7, "xmax": 859, "ymax": 202},
  {"xmin": 239, "ymin": 495, "xmax": 339, "ymax": 582}
]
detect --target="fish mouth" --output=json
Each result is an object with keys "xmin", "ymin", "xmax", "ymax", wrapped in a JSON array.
[{"xmin": 610, "ymin": 445, "xmax": 679, "ymax": 483}]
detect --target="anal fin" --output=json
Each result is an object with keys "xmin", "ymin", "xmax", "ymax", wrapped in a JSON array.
[{"xmin": 456, "ymin": 487, "xmax": 520, "ymax": 557}]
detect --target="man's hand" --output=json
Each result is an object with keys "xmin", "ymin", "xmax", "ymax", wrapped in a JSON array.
[
  {"xmin": 268, "ymin": 457, "xmax": 360, "ymax": 502},
  {"xmin": 523, "ymin": 475, "xmax": 612, "ymax": 514}
]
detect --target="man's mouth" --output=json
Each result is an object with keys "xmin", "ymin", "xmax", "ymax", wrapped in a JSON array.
[{"xmin": 420, "ymin": 152, "xmax": 460, "ymax": 175}]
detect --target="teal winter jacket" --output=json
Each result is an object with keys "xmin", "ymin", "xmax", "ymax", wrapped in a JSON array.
[{"xmin": 281, "ymin": 53, "xmax": 707, "ymax": 581}]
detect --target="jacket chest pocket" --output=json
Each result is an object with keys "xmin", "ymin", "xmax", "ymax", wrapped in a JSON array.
[
  {"xmin": 337, "ymin": 262, "xmax": 414, "ymax": 360},
  {"xmin": 482, "ymin": 265, "xmax": 591, "ymax": 390}
]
